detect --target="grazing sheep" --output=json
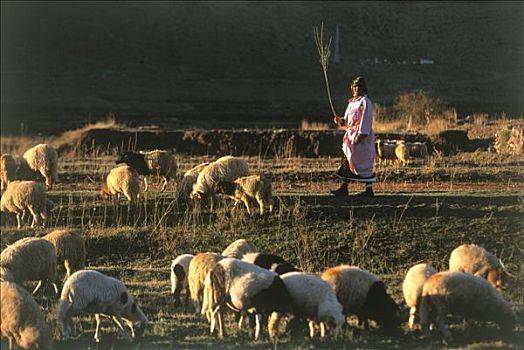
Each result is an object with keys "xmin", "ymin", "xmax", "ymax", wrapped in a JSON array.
[
  {"xmin": 395, "ymin": 140, "xmax": 410, "ymax": 166},
  {"xmin": 402, "ymin": 263, "xmax": 438, "ymax": 329},
  {"xmin": 1, "ymin": 154, "xmax": 16, "ymax": 191},
  {"xmin": 449, "ymin": 243, "xmax": 505, "ymax": 291},
  {"xmin": 43, "ymin": 229, "xmax": 86, "ymax": 281},
  {"xmin": 57, "ymin": 270, "xmax": 148, "ymax": 343},
  {"xmin": 175, "ymin": 162, "xmax": 211, "ymax": 200},
  {"xmin": 202, "ymin": 258, "xmax": 294, "ymax": 339},
  {"xmin": 23, "ymin": 144, "xmax": 58, "ymax": 190},
  {"xmin": 222, "ymin": 239, "xmax": 258, "ymax": 259},
  {"xmin": 190, "ymin": 156, "xmax": 249, "ymax": 200},
  {"xmin": 100, "ymin": 165, "xmax": 140, "ymax": 206},
  {"xmin": 116, "ymin": 150, "xmax": 177, "ymax": 192},
  {"xmin": 405, "ymin": 142, "xmax": 430, "ymax": 159},
  {"xmin": 214, "ymin": 174, "xmax": 274, "ymax": 215},
  {"xmin": 321, "ymin": 265, "xmax": 400, "ymax": 331},
  {"xmin": 242, "ymin": 252, "xmax": 299, "ymax": 275},
  {"xmin": 0, "ymin": 237, "xmax": 58, "ymax": 294},
  {"xmin": 170, "ymin": 253, "xmax": 194, "ymax": 306},
  {"xmin": 376, "ymin": 139, "xmax": 397, "ymax": 165},
  {"xmin": 1, "ymin": 181, "xmax": 48, "ymax": 228},
  {"xmin": 419, "ymin": 271, "xmax": 517, "ymax": 341},
  {"xmin": 269, "ymin": 271, "xmax": 345, "ymax": 339},
  {"xmin": 188, "ymin": 252, "xmax": 224, "ymax": 313},
  {"xmin": 1, "ymin": 281, "xmax": 53, "ymax": 350}
]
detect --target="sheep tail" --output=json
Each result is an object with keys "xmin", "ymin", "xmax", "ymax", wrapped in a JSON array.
[{"xmin": 207, "ymin": 264, "xmax": 227, "ymax": 314}]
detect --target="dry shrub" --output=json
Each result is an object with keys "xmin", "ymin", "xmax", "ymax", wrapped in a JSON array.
[{"xmin": 300, "ymin": 118, "xmax": 330, "ymax": 131}]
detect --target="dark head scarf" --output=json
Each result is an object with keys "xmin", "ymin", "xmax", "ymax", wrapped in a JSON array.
[{"xmin": 351, "ymin": 76, "xmax": 368, "ymax": 96}]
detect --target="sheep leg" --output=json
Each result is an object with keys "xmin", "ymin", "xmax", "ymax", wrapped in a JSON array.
[
  {"xmin": 435, "ymin": 313, "xmax": 452, "ymax": 341},
  {"xmin": 32, "ymin": 280, "xmax": 43, "ymax": 294},
  {"xmin": 143, "ymin": 177, "xmax": 148, "ymax": 192},
  {"xmin": 308, "ymin": 320, "xmax": 316, "ymax": 338},
  {"xmin": 161, "ymin": 176, "xmax": 168, "ymax": 192},
  {"xmin": 255, "ymin": 194, "xmax": 265, "ymax": 215},
  {"xmin": 320, "ymin": 322, "xmax": 326, "ymax": 338},
  {"xmin": 64, "ymin": 260, "xmax": 73, "ymax": 281},
  {"xmin": 242, "ymin": 198, "xmax": 253, "ymax": 216},
  {"xmin": 111, "ymin": 315, "xmax": 134, "ymax": 342},
  {"xmin": 254, "ymin": 313, "xmax": 262, "ymax": 340},
  {"xmin": 94, "ymin": 313, "xmax": 103, "ymax": 342},
  {"xmin": 408, "ymin": 307, "xmax": 417, "ymax": 329},
  {"xmin": 268, "ymin": 312, "xmax": 282, "ymax": 341},
  {"xmin": 16, "ymin": 212, "xmax": 22, "ymax": 229}
]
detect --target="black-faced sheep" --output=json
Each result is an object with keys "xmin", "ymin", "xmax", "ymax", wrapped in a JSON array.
[
  {"xmin": 175, "ymin": 162, "xmax": 211, "ymax": 201},
  {"xmin": 321, "ymin": 265, "xmax": 400, "ymax": 331},
  {"xmin": 170, "ymin": 253, "xmax": 194, "ymax": 307},
  {"xmin": 449, "ymin": 243, "xmax": 505, "ymax": 291},
  {"xmin": 1, "ymin": 180, "xmax": 48, "ymax": 229},
  {"xmin": 1, "ymin": 281, "xmax": 53, "ymax": 350},
  {"xmin": 23, "ymin": 144, "xmax": 58, "ymax": 190},
  {"xmin": 214, "ymin": 174, "xmax": 274, "ymax": 215},
  {"xmin": 57, "ymin": 269, "xmax": 148, "ymax": 343},
  {"xmin": 242, "ymin": 252, "xmax": 299, "ymax": 275},
  {"xmin": 0, "ymin": 237, "xmax": 58, "ymax": 294},
  {"xmin": 419, "ymin": 271, "xmax": 517, "ymax": 341},
  {"xmin": 190, "ymin": 156, "xmax": 249, "ymax": 200},
  {"xmin": 43, "ymin": 229, "xmax": 86, "ymax": 281},
  {"xmin": 100, "ymin": 165, "xmax": 140, "ymax": 206},
  {"xmin": 202, "ymin": 258, "xmax": 294, "ymax": 339},
  {"xmin": 402, "ymin": 263, "xmax": 438, "ymax": 329},
  {"xmin": 221, "ymin": 239, "xmax": 258, "ymax": 259},
  {"xmin": 116, "ymin": 150, "xmax": 177, "ymax": 192},
  {"xmin": 269, "ymin": 271, "xmax": 345, "ymax": 339},
  {"xmin": 188, "ymin": 252, "xmax": 224, "ymax": 313}
]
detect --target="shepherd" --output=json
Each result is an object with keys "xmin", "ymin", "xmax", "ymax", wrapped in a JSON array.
[{"xmin": 331, "ymin": 76, "xmax": 376, "ymax": 197}]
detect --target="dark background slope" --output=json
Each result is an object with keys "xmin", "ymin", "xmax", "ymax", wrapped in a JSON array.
[{"xmin": 1, "ymin": 1, "xmax": 523, "ymax": 135}]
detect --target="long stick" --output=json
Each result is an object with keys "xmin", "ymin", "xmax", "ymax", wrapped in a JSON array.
[{"xmin": 314, "ymin": 23, "xmax": 337, "ymax": 118}]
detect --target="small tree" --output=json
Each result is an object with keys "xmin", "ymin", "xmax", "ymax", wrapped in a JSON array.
[{"xmin": 393, "ymin": 90, "xmax": 452, "ymax": 131}]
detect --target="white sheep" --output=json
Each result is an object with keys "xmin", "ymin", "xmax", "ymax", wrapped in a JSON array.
[
  {"xmin": 321, "ymin": 265, "xmax": 400, "ymax": 331},
  {"xmin": 395, "ymin": 140, "xmax": 410, "ymax": 166},
  {"xmin": 175, "ymin": 162, "xmax": 211, "ymax": 201},
  {"xmin": 23, "ymin": 143, "xmax": 58, "ymax": 190},
  {"xmin": 449, "ymin": 243, "xmax": 505, "ymax": 291},
  {"xmin": 190, "ymin": 156, "xmax": 249, "ymax": 200},
  {"xmin": 0, "ymin": 237, "xmax": 58, "ymax": 294},
  {"xmin": 376, "ymin": 139, "xmax": 397, "ymax": 165},
  {"xmin": 419, "ymin": 271, "xmax": 517, "ymax": 341},
  {"xmin": 100, "ymin": 165, "xmax": 140, "ymax": 206},
  {"xmin": 57, "ymin": 269, "xmax": 148, "ymax": 343},
  {"xmin": 0, "ymin": 281, "xmax": 53, "ymax": 350},
  {"xmin": 1, "ymin": 180, "xmax": 48, "ymax": 229},
  {"xmin": 43, "ymin": 229, "xmax": 86, "ymax": 281},
  {"xmin": 214, "ymin": 174, "xmax": 274, "ymax": 215},
  {"xmin": 269, "ymin": 271, "xmax": 345, "ymax": 339},
  {"xmin": 170, "ymin": 253, "xmax": 194, "ymax": 306},
  {"xmin": 187, "ymin": 252, "xmax": 224, "ymax": 313},
  {"xmin": 202, "ymin": 258, "xmax": 294, "ymax": 340},
  {"xmin": 402, "ymin": 263, "xmax": 438, "ymax": 329},
  {"xmin": 221, "ymin": 238, "xmax": 258, "ymax": 259}
]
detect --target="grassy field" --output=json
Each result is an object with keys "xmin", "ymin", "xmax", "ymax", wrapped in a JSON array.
[{"xmin": 1, "ymin": 142, "xmax": 523, "ymax": 349}]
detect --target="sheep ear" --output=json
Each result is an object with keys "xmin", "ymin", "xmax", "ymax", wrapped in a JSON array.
[{"xmin": 120, "ymin": 292, "xmax": 129, "ymax": 304}]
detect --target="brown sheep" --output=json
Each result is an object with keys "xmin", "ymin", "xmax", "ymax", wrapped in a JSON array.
[{"xmin": 43, "ymin": 229, "xmax": 86, "ymax": 280}]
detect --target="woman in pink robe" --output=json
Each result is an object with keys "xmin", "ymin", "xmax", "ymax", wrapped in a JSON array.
[{"xmin": 331, "ymin": 76, "xmax": 376, "ymax": 197}]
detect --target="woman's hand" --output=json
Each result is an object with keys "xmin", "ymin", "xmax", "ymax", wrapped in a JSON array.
[{"xmin": 334, "ymin": 116, "xmax": 344, "ymax": 127}]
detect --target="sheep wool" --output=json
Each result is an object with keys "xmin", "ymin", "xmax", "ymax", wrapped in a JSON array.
[
  {"xmin": 419, "ymin": 271, "xmax": 517, "ymax": 340},
  {"xmin": 215, "ymin": 174, "xmax": 274, "ymax": 215},
  {"xmin": 1, "ymin": 154, "xmax": 17, "ymax": 190},
  {"xmin": 171, "ymin": 253, "xmax": 194, "ymax": 306},
  {"xmin": 101, "ymin": 165, "xmax": 140, "ymax": 205},
  {"xmin": 0, "ymin": 237, "xmax": 58, "ymax": 294},
  {"xmin": 1, "ymin": 180, "xmax": 48, "ymax": 229},
  {"xmin": 395, "ymin": 140, "xmax": 410, "ymax": 166},
  {"xmin": 402, "ymin": 263, "xmax": 437, "ymax": 328},
  {"xmin": 143, "ymin": 149, "xmax": 178, "ymax": 191},
  {"xmin": 449, "ymin": 243, "xmax": 505, "ymax": 290},
  {"xmin": 57, "ymin": 270, "xmax": 148, "ymax": 342},
  {"xmin": 1, "ymin": 281, "xmax": 53, "ymax": 350},
  {"xmin": 222, "ymin": 239, "xmax": 258, "ymax": 259},
  {"xmin": 191, "ymin": 156, "xmax": 249, "ymax": 199},
  {"xmin": 43, "ymin": 229, "xmax": 86, "ymax": 280},
  {"xmin": 376, "ymin": 139, "xmax": 397, "ymax": 165},
  {"xmin": 242, "ymin": 252, "xmax": 299, "ymax": 275},
  {"xmin": 175, "ymin": 162, "xmax": 211, "ymax": 200},
  {"xmin": 188, "ymin": 252, "xmax": 224, "ymax": 313},
  {"xmin": 23, "ymin": 143, "xmax": 58, "ymax": 190}
]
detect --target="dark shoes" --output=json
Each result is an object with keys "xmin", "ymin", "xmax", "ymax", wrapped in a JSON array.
[
  {"xmin": 331, "ymin": 186, "xmax": 374, "ymax": 198},
  {"xmin": 353, "ymin": 187, "xmax": 375, "ymax": 198},
  {"xmin": 330, "ymin": 186, "xmax": 349, "ymax": 197}
]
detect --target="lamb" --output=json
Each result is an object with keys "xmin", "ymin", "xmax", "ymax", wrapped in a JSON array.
[
  {"xmin": 170, "ymin": 253, "xmax": 194, "ymax": 307},
  {"xmin": 43, "ymin": 229, "xmax": 86, "ymax": 281},
  {"xmin": 1, "ymin": 181, "xmax": 49, "ymax": 229},
  {"xmin": 242, "ymin": 252, "xmax": 299, "ymax": 275},
  {"xmin": 202, "ymin": 258, "xmax": 294, "ymax": 339},
  {"xmin": 419, "ymin": 271, "xmax": 517, "ymax": 341},
  {"xmin": 0, "ymin": 237, "xmax": 58, "ymax": 294},
  {"xmin": 1, "ymin": 281, "xmax": 53, "ymax": 350},
  {"xmin": 23, "ymin": 143, "xmax": 59, "ymax": 190},
  {"xmin": 116, "ymin": 149, "xmax": 177, "ymax": 192},
  {"xmin": 187, "ymin": 252, "xmax": 224, "ymax": 313},
  {"xmin": 221, "ymin": 238, "xmax": 258, "ymax": 259},
  {"xmin": 321, "ymin": 265, "xmax": 400, "ymax": 331},
  {"xmin": 449, "ymin": 243, "xmax": 505, "ymax": 291},
  {"xmin": 57, "ymin": 269, "xmax": 148, "ymax": 343},
  {"xmin": 175, "ymin": 162, "xmax": 211, "ymax": 200},
  {"xmin": 395, "ymin": 140, "xmax": 410, "ymax": 166},
  {"xmin": 268, "ymin": 271, "xmax": 345, "ymax": 339},
  {"xmin": 100, "ymin": 165, "xmax": 140, "ymax": 206},
  {"xmin": 214, "ymin": 174, "xmax": 274, "ymax": 215},
  {"xmin": 402, "ymin": 263, "xmax": 438, "ymax": 329},
  {"xmin": 190, "ymin": 156, "xmax": 249, "ymax": 200},
  {"xmin": 376, "ymin": 139, "xmax": 397, "ymax": 165},
  {"xmin": 405, "ymin": 142, "xmax": 430, "ymax": 159}
]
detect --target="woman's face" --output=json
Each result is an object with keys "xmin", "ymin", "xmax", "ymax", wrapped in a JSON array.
[{"xmin": 351, "ymin": 84, "xmax": 359, "ymax": 97}]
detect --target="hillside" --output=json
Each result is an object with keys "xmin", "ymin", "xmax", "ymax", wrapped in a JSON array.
[{"xmin": 1, "ymin": 1, "xmax": 523, "ymax": 135}]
